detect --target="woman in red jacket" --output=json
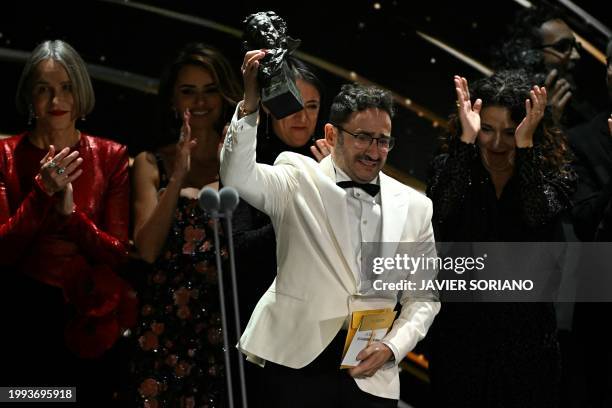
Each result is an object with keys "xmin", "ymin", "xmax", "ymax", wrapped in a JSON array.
[{"xmin": 0, "ymin": 40, "xmax": 135, "ymax": 402}]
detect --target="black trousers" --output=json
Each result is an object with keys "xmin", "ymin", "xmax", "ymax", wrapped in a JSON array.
[{"xmin": 255, "ymin": 330, "xmax": 398, "ymax": 408}]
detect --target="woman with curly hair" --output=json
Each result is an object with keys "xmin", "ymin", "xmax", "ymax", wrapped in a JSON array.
[{"xmin": 426, "ymin": 70, "xmax": 576, "ymax": 407}]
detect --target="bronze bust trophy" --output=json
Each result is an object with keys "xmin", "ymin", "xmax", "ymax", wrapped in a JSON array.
[{"xmin": 243, "ymin": 11, "xmax": 303, "ymax": 119}]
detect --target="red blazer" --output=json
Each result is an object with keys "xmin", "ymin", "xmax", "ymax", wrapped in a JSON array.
[{"xmin": 0, "ymin": 132, "xmax": 136, "ymax": 358}]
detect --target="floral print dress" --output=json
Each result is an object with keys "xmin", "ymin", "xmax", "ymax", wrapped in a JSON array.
[{"xmin": 130, "ymin": 156, "xmax": 228, "ymax": 408}]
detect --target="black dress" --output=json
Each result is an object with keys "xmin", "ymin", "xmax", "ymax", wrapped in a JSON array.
[
  {"xmin": 425, "ymin": 140, "xmax": 576, "ymax": 408},
  {"xmin": 128, "ymin": 155, "xmax": 228, "ymax": 407}
]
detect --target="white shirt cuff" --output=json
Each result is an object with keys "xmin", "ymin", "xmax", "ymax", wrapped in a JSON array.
[{"xmin": 381, "ymin": 340, "xmax": 400, "ymax": 368}]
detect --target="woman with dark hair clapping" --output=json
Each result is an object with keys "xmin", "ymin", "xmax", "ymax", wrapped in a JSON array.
[
  {"xmin": 129, "ymin": 42, "xmax": 242, "ymax": 407},
  {"xmin": 427, "ymin": 70, "xmax": 576, "ymax": 407}
]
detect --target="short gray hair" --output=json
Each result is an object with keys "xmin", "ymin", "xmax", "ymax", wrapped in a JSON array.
[{"xmin": 15, "ymin": 40, "xmax": 95, "ymax": 117}]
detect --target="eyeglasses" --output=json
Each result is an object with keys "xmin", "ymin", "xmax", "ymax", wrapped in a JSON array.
[
  {"xmin": 332, "ymin": 124, "xmax": 395, "ymax": 151},
  {"xmin": 539, "ymin": 37, "xmax": 582, "ymax": 55}
]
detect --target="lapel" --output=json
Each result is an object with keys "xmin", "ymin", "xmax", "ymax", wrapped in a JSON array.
[
  {"xmin": 316, "ymin": 156, "xmax": 360, "ymax": 287},
  {"xmin": 380, "ymin": 172, "xmax": 408, "ymax": 260}
]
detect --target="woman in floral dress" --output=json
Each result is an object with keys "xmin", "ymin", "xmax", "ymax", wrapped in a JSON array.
[{"xmin": 129, "ymin": 43, "xmax": 241, "ymax": 407}]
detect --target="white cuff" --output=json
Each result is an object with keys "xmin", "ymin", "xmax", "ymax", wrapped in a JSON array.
[{"xmin": 381, "ymin": 340, "xmax": 400, "ymax": 368}]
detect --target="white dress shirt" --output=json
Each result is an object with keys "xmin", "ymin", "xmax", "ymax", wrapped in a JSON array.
[
  {"xmin": 332, "ymin": 160, "xmax": 400, "ymax": 362},
  {"xmin": 332, "ymin": 160, "xmax": 382, "ymax": 286}
]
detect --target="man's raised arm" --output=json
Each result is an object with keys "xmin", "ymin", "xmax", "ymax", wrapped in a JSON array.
[{"xmin": 220, "ymin": 50, "xmax": 297, "ymax": 217}]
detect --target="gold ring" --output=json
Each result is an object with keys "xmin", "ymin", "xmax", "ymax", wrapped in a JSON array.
[{"xmin": 455, "ymin": 101, "xmax": 461, "ymax": 108}]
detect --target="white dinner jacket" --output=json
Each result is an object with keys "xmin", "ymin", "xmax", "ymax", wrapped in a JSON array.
[{"xmin": 220, "ymin": 105, "xmax": 440, "ymax": 399}]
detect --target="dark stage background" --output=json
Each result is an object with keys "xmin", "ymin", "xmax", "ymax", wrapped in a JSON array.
[
  {"xmin": 1, "ymin": 0, "xmax": 609, "ymax": 187},
  {"xmin": 0, "ymin": 1, "xmax": 610, "ymax": 406}
]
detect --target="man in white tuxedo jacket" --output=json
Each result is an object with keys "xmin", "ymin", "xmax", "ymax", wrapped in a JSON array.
[{"xmin": 220, "ymin": 50, "xmax": 440, "ymax": 407}]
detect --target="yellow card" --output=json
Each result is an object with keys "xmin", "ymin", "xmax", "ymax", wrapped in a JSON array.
[{"xmin": 340, "ymin": 308, "xmax": 396, "ymax": 368}]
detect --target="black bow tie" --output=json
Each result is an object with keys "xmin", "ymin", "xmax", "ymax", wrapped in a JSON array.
[{"xmin": 336, "ymin": 180, "xmax": 380, "ymax": 197}]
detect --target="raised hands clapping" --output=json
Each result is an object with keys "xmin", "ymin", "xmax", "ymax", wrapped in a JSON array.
[
  {"xmin": 515, "ymin": 85, "xmax": 547, "ymax": 148},
  {"xmin": 39, "ymin": 145, "xmax": 83, "ymax": 215},
  {"xmin": 172, "ymin": 109, "xmax": 197, "ymax": 181},
  {"xmin": 39, "ymin": 145, "xmax": 83, "ymax": 195},
  {"xmin": 454, "ymin": 75, "xmax": 482, "ymax": 144}
]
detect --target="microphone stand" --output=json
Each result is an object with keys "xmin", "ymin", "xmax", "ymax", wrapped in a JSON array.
[
  {"xmin": 201, "ymin": 186, "xmax": 248, "ymax": 408},
  {"xmin": 223, "ymin": 208, "xmax": 248, "ymax": 408},
  {"xmin": 210, "ymin": 210, "xmax": 236, "ymax": 408}
]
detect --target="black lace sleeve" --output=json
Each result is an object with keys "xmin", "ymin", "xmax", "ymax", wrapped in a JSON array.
[
  {"xmin": 515, "ymin": 147, "xmax": 577, "ymax": 228},
  {"xmin": 231, "ymin": 198, "xmax": 276, "ymax": 260},
  {"xmin": 426, "ymin": 140, "xmax": 478, "ymax": 224}
]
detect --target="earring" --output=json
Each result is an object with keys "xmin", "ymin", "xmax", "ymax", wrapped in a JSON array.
[
  {"xmin": 27, "ymin": 105, "xmax": 35, "ymax": 126},
  {"xmin": 80, "ymin": 115, "xmax": 86, "ymax": 122}
]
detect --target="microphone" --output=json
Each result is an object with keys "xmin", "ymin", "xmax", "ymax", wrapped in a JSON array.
[
  {"xmin": 220, "ymin": 187, "xmax": 240, "ymax": 214},
  {"xmin": 196, "ymin": 185, "xmax": 248, "ymax": 407},
  {"xmin": 198, "ymin": 187, "xmax": 220, "ymax": 215},
  {"xmin": 196, "ymin": 186, "xmax": 235, "ymax": 407}
]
